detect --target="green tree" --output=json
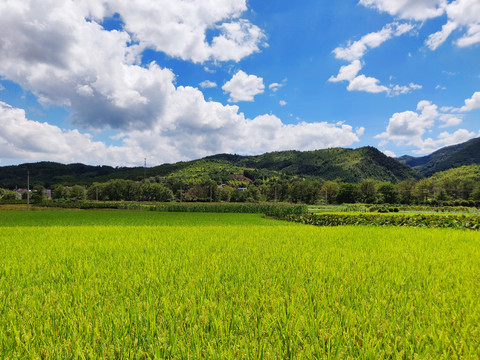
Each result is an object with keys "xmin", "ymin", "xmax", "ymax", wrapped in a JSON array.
[
  {"xmin": 31, "ymin": 185, "xmax": 45, "ymax": 203},
  {"xmin": 336, "ymin": 183, "xmax": 360, "ymax": 204},
  {"xmin": 321, "ymin": 181, "xmax": 339, "ymax": 204},
  {"xmin": 359, "ymin": 179, "xmax": 377, "ymax": 204},
  {"xmin": 377, "ymin": 182, "xmax": 397, "ymax": 204},
  {"xmin": 70, "ymin": 185, "xmax": 87, "ymax": 201},
  {"xmin": 395, "ymin": 180, "xmax": 416, "ymax": 204},
  {"xmin": 52, "ymin": 184, "xmax": 66, "ymax": 200}
]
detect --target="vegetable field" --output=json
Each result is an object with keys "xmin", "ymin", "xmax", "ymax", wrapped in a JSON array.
[{"xmin": 1, "ymin": 210, "xmax": 479, "ymax": 358}]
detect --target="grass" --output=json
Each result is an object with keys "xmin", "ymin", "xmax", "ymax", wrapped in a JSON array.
[
  {"xmin": 1, "ymin": 210, "xmax": 479, "ymax": 358},
  {"xmin": 0, "ymin": 209, "xmax": 280, "ymax": 227}
]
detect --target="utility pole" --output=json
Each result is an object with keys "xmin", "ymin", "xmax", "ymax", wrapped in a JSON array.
[
  {"xmin": 144, "ymin": 158, "xmax": 147, "ymax": 181},
  {"xmin": 27, "ymin": 170, "xmax": 30, "ymax": 211}
]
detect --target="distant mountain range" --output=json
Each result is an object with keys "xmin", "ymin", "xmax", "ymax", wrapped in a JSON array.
[
  {"xmin": 1, "ymin": 137, "xmax": 479, "ymax": 188},
  {"xmin": 396, "ymin": 137, "xmax": 480, "ymax": 177}
]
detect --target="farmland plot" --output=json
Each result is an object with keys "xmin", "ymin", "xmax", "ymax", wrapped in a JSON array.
[{"xmin": 0, "ymin": 211, "xmax": 479, "ymax": 358}]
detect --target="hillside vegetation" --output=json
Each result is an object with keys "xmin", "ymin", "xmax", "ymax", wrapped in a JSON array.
[
  {"xmin": 397, "ymin": 137, "xmax": 480, "ymax": 176},
  {"xmin": 0, "ymin": 146, "xmax": 419, "ymax": 188}
]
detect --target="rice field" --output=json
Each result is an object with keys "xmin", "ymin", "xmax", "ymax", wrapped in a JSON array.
[{"xmin": 1, "ymin": 210, "xmax": 479, "ymax": 359}]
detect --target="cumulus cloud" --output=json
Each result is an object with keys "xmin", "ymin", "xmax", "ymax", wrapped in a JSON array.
[
  {"xmin": 222, "ymin": 70, "xmax": 265, "ymax": 102},
  {"xmin": 104, "ymin": 1, "xmax": 266, "ymax": 63},
  {"xmin": 279, "ymin": 100, "xmax": 287, "ymax": 106},
  {"xmin": 199, "ymin": 80, "xmax": 217, "ymax": 89},
  {"xmin": 347, "ymin": 75, "xmax": 390, "ymax": 93},
  {"xmin": 329, "ymin": 60, "xmax": 363, "ymax": 83},
  {"xmin": 0, "ymin": 1, "xmax": 366, "ymax": 166},
  {"xmin": 0, "ymin": 101, "xmax": 133, "ymax": 165},
  {"xmin": 375, "ymin": 100, "xmax": 475, "ymax": 154},
  {"xmin": 455, "ymin": 91, "xmax": 480, "ymax": 112},
  {"xmin": 0, "ymin": 100, "xmax": 363, "ymax": 165}
]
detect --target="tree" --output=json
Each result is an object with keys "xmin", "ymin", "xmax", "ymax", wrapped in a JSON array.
[
  {"xmin": 0, "ymin": 188, "xmax": 17, "ymax": 200},
  {"xmin": 31, "ymin": 185, "xmax": 45, "ymax": 203},
  {"xmin": 70, "ymin": 185, "xmax": 87, "ymax": 201},
  {"xmin": 336, "ymin": 183, "xmax": 360, "ymax": 204},
  {"xmin": 218, "ymin": 185, "xmax": 235, "ymax": 202},
  {"xmin": 377, "ymin": 182, "xmax": 397, "ymax": 204},
  {"xmin": 321, "ymin": 181, "xmax": 339, "ymax": 204},
  {"xmin": 359, "ymin": 179, "xmax": 377, "ymax": 204},
  {"xmin": 395, "ymin": 180, "xmax": 416, "ymax": 204},
  {"xmin": 415, "ymin": 179, "xmax": 434, "ymax": 204},
  {"xmin": 52, "ymin": 184, "xmax": 66, "ymax": 200}
]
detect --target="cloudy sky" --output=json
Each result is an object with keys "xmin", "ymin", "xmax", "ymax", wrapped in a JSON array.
[{"xmin": 0, "ymin": 0, "xmax": 479, "ymax": 166}]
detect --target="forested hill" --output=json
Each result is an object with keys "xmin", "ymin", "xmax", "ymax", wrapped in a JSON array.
[
  {"xmin": 0, "ymin": 146, "xmax": 420, "ymax": 188},
  {"xmin": 397, "ymin": 137, "xmax": 480, "ymax": 177},
  {"xmin": 206, "ymin": 146, "xmax": 420, "ymax": 183}
]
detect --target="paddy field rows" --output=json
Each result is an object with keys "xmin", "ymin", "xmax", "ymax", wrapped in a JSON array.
[{"xmin": 0, "ymin": 210, "xmax": 479, "ymax": 358}]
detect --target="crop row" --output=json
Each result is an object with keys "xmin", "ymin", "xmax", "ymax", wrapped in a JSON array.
[
  {"xmin": 280, "ymin": 213, "xmax": 480, "ymax": 230},
  {"xmin": 9, "ymin": 200, "xmax": 308, "ymax": 216},
  {"xmin": 149, "ymin": 203, "xmax": 308, "ymax": 216}
]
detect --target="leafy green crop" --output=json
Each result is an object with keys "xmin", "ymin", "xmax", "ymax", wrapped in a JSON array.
[{"xmin": 281, "ymin": 213, "xmax": 480, "ymax": 230}]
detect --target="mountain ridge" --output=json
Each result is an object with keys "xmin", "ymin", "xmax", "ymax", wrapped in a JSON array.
[
  {"xmin": 396, "ymin": 137, "xmax": 480, "ymax": 176},
  {"xmin": 0, "ymin": 146, "xmax": 419, "ymax": 188}
]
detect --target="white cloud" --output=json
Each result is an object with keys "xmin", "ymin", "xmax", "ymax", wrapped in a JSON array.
[
  {"xmin": 456, "ymin": 91, "xmax": 480, "ymax": 112},
  {"xmin": 269, "ymin": 83, "xmax": 283, "ymax": 92},
  {"xmin": 330, "ymin": 62, "xmax": 421, "ymax": 95},
  {"xmin": 222, "ymin": 70, "xmax": 265, "ymax": 102},
  {"xmin": 375, "ymin": 100, "xmax": 476, "ymax": 154},
  {"xmin": 332, "ymin": 23, "xmax": 414, "ymax": 62},
  {"xmin": 382, "ymin": 150, "xmax": 396, "ymax": 157},
  {"xmin": 347, "ymin": 75, "xmax": 390, "ymax": 93},
  {"xmin": 413, "ymin": 129, "xmax": 478, "ymax": 154},
  {"xmin": 390, "ymin": 83, "xmax": 423, "ymax": 96},
  {"xmin": 279, "ymin": 100, "xmax": 287, "ymax": 106},
  {"xmin": 329, "ymin": 60, "xmax": 363, "ymax": 83},
  {"xmin": 426, "ymin": 21, "xmax": 458, "ymax": 50},
  {"xmin": 438, "ymin": 114, "xmax": 463, "ymax": 127},
  {"xmin": 360, "ymin": 0, "xmax": 480, "ymax": 49},
  {"xmin": 199, "ymin": 80, "xmax": 217, "ymax": 89},
  {"xmin": 0, "ymin": 100, "xmax": 363, "ymax": 165},
  {"xmin": 0, "ymin": 101, "xmax": 133, "ymax": 165},
  {"xmin": 359, "ymin": 0, "xmax": 446, "ymax": 21},
  {"xmin": 108, "ymin": 1, "xmax": 266, "ymax": 63},
  {"xmin": 457, "ymin": 24, "xmax": 480, "ymax": 47},
  {"xmin": 0, "ymin": 1, "xmax": 365, "ymax": 166},
  {"xmin": 330, "ymin": 24, "xmax": 420, "ymax": 96}
]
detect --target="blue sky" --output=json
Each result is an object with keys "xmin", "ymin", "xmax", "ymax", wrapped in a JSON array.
[{"xmin": 0, "ymin": 0, "xmax": 479, "ymax": 166}]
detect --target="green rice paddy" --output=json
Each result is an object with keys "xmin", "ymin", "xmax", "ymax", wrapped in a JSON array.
[{"xmin": 1, "ymin": 210, "xmax": 479, "ymax": 358}]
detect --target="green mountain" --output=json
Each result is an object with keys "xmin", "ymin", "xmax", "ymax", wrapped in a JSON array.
[
  {"xmin": 0, "ymin": 146, "xmax": 420, "ymax": 188},
  {"xmin": 206, "ymin": 146, "xmax": 420, "ymax": 183},
  {"xmin": 397, "ymin": 137, "xmax": 480, "ymax": 177},
  {"xmin": 429, "ymin": 165, "xmax": 480, "ymax": 183}
]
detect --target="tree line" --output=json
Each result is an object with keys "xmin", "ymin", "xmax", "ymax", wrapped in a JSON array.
[{"xmin": 2, "ymin": 174, "xmax": 479, "ymax": 206}]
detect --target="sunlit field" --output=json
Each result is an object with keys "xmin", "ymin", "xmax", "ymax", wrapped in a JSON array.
[{"xmin": 1, "ymin": 210, "xmax": 479, "ymax": 358}]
